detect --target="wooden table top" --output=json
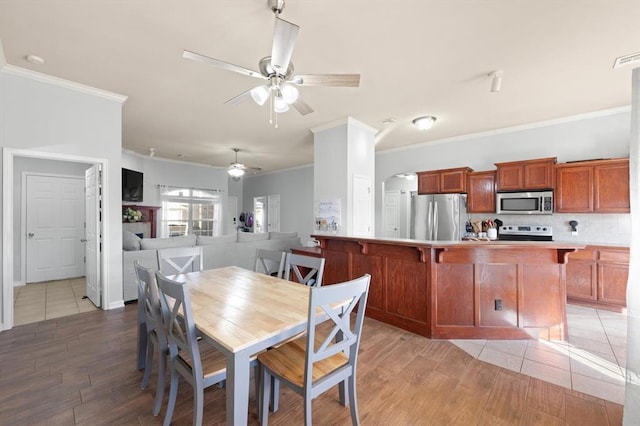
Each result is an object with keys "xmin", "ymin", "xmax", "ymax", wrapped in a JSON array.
[{"xmin": 172, "ymin": 266, "xmax": 312, "ymax": 354}]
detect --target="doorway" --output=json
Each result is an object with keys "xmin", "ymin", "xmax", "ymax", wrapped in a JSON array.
[{"xmin": 2, "ymin": 148, "xmax": 107, "ymax": 330}]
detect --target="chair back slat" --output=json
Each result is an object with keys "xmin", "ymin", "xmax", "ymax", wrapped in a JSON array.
[
  {"xmin": 155, "ymin": 272, "xmax": 203, "ymax": 377},
  {"xmin": 134, "ymin": 261, "xmax": 164, "ymax": 341},
  {"xmin": 254, "ymin": 248, "xmax": 286, "ymax": 278},
  {"xmin": 158, "ymin": 246, "xmax": 203, "ymax": 275},
  {"xmin": 284, "ymin": 253, "xmax": 326, "ymax": 287},
  {"xmin": 304, "ymin": 274, "xmax": 370, "ymax": 378}
]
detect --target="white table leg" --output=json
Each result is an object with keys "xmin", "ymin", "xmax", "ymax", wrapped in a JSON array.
[{"xmin": 226, "ymin": 351, "xmax": 251, "ymax": 425}]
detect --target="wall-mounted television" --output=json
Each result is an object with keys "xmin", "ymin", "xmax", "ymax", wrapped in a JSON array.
[{"xmin": 122, "ymin": 168, "xmax": 143, "ymax": 202}]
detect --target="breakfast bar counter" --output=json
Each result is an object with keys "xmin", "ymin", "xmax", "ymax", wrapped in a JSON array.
[{"xmin": 302, "ymin": 236, "xmax": 586, "ymax": 340}]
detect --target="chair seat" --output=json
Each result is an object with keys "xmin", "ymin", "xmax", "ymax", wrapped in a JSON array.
[
  {"xmin": 258, "ymin": 337, "xmax": 348, "ymax": 387},
  {"xmin": 177, "ymin": 340, "xmax": 227, "ymax": 381}
]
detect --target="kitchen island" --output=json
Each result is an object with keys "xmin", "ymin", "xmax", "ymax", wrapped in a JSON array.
[{"xmin": 300, "ymin": 236, "xmax": 585, "ymax": 340}]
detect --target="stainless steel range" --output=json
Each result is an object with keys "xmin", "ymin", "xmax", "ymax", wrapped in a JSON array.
[{"xmin": 498, "ymin": 224, "xmax": 553, "ymax": 241}]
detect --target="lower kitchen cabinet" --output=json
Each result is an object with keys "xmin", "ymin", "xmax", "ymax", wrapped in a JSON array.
[{"xmin": 567, "ymin": 245, "xmax": 629, "ymax": 310}]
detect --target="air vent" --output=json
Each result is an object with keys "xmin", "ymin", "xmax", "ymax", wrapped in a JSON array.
[{"xmin": 613, "ymin": 51, "xmax": 640, "ymax": 69}]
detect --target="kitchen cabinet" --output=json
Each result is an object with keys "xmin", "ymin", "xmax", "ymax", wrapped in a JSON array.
[
  {"xmin": 567, "ymin": 245, "xmax": 629, "ymax": 310},
  {"xmin": 417, "ymin": 167, "xmax": 473, "ymax": 194},
  {"xmin": 555, "ymin": 158, "xmax": 629, "ymax": 213},
  {"xmin": 495, "ymin": 157, "xmax": 556, "ymax": 191},
  {"xmin": 467, "ymin": 171, "xmax": 496, "ymax": 213}
]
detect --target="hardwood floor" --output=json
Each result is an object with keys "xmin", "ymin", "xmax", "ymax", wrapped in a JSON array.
[{"xmin": 0, "ymin": 305, "xmax": 623, "ymax": 425}]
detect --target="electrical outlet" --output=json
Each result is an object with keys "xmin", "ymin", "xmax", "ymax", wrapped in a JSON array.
[
  {"xmin": 495, "ymin": 299, "xmax": 503, "ymax": 311},
  {"xmin": 572, "ymin": 231, "xmax": 578, "ymax": 236}
]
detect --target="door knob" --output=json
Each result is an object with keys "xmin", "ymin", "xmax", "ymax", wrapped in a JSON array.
[
  {"xmin": 80, "ymin": 239, "xmax": 87, "ymax": 242},
  {"xmin": 28, "ymin": 232, "xmax": 34, "ymax": 238}
]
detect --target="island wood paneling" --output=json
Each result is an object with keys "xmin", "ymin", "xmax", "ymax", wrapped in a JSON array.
[
  {"xmin": 477, "ymin": 264, "xmax": 517, "ymax": 327},
  {"xmin": 312, "ymin": 236, "xmax": 582, "ymax": 340}
]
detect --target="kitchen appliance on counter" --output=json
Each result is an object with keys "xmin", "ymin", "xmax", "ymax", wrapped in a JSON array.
[
  {"xmin": 410, "ymin": 192, "xmax": 469, "ymax": 241},
  {"xmin": 496, "ymin": 190, "xmax": 553, "ymax": 215},
  {"xmin": 498, "ymin": 224, "xmax": 553, "ymax": 241}
]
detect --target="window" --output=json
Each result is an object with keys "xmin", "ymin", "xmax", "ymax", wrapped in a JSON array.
[{"xmin": 160, "ymin": 188, "xmax": 222, "ymax": 237}]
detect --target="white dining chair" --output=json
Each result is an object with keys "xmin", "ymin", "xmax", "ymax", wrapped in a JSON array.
[
  {"xmin": 155, "ymin": 271, "xmax": 227, "ymax": 426},
  {"xmin": 283, "ymin": 253, "xmax": 325, "ymax": 287},
  {"xmin": 134, "ymin": 261, "xmax": 167, "ymax": 416},
  {"xmin": 254, "ymin": 248, "xmax": 287, "ymax": 278},
  {"xmin": 258, "ymin": 274, "xmax": 371, "ymax": 425},
  {"xmin": 157, "ymin": 246, "xmax": 203, "ymax": 275}
]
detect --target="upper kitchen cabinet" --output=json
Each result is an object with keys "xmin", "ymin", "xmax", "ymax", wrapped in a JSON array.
[
  {"xmin": 417, "ymin": 167, "xmax": 473, "ymax": 194},
  {"xmin": 495, "ymin": 157, "xmax": 556, "ymax": 191},
  {"xmin": 467, "ymin": 171, "xmax": 496, "ymax": 213},
  {"xmin": 555, "ymin": 158, "xmax": 629, "ymax": 213}
]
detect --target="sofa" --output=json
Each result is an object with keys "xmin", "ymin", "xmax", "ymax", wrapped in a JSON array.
[{"xmin": 122, "ymin": 230, "xmax": 303, "ymax": 302}]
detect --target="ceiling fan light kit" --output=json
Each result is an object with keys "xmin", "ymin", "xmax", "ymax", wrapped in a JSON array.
[
  {"xmin": 182, "ymin": 0, "xmax": 360, "ymax": 127},
  {"xmin": 227, "ymin": 148, "xmax": 261, "ymax": 178},
  {"xmin": 412, "ymin": 116, "xmax": 437, "ymax": 130},
  {"xmin": 228, "ymin": 167, "xmax": 245, "ymax": 178}
]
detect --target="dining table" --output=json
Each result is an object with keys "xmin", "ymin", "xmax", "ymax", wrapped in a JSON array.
[{"xmin": 167, "ymin": 265, "xmax": 318, "ymax": 425}]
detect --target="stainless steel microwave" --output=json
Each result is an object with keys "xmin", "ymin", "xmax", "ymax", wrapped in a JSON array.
[{"xmin": 496, "ymin": 190, "xmax": 553, "ymax": 215}]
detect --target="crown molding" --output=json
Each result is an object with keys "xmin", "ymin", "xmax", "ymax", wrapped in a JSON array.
[{"xmin": 1, "ymin": 64, "xmax": 127, "ymax": 103}]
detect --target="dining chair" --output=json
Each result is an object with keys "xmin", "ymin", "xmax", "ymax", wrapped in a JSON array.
[
  {"xmin": 283, "ymin": 253, "xmax": 326, "ymax": 287},
  {"xmin": 134, "ymin": 260, "xmax": 167, "ymax": 416},
  {"xmin": 258, "ymin": 274, "xmax": 371, "ymax": 426},
  {"xmin": 254, "ymin": 248, "xmax": 287, "ymax": 278},
  {"xmin": 157, "ymin": 245, "xmax": 203, "ymax": 275},
  {"xmin": 155, "ymin": 271, "xmax": 228, "ymax": 426}
]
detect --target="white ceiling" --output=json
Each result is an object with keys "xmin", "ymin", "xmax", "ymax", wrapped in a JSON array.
[{"xmin": 1, "ymin": 1, "xmax": 639, "ymax": 173}]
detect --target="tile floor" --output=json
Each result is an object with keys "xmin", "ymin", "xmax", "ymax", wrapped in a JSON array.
[
  {"xmin": 450, "ymin": 303, "xmax": 628, "ymax": 404},
  {"xmin": 11, "ymin": 283, "xmax": 628, "ymax": 405},
  {"xmin": 12, "ymin": 277, "xmax": 98, "ymax": 326}
]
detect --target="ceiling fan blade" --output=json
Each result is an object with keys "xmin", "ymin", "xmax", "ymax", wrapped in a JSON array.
[
  {"xmin": 271, "ymin": 17, "xmax": 299, "ymax": 73},
  {"xmin": 182, "ymin": 50, "xmax": 266, "ymax": 80},
  {"xmin": 245, "ymin": 165, "xmax": 263, "ymax": 171},
  {"xmin": 292, "ymin": 74, "xmax": 360, "ymax": 87},
  {"xmin": 224, "ymin": 89, "xmax": 253, "ymax": 105},
  {"xmin": 291, "ymin": 98, "xmax": 314, "ymax": 116}
]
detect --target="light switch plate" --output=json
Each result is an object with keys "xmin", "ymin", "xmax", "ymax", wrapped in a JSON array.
[{"xmin": 572, "ymin": 231, "xmax": 578, "ymax": 236}]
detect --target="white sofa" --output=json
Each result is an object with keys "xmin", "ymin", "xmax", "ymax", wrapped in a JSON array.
[{"xmin": 122, "ymin": 231, "xmax": 303, "ymax": 302}]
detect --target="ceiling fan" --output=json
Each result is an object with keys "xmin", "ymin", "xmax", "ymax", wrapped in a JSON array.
[
  {"xmin": 228, "ymin": 148, "xmax": 261, "ymax": 179},
  {"xmin": 182, "ymin": 0, "xmax": 360, "ymax": 127}
]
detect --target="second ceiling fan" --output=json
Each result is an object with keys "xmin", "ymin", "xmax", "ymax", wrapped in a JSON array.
[{"xmin": 182, "ymin": 0, "xmax": 360, "ymax": 126}]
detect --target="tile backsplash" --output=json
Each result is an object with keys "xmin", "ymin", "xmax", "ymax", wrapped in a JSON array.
[{"xmin": 470, "ymin": 213, "xmax": 630, "ymax": 247}]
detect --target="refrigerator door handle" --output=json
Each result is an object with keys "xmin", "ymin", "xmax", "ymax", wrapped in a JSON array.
[
  {"xmin": 427, "ymin": 201, "xmax": 433, "ymax": 240},
  {"xmin": 433, "ymin": 201, "xmax": 438, "ymax": 240}
]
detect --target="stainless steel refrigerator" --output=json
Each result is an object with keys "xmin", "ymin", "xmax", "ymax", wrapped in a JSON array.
[{"xmin": 410, "ymin": 193, "xmax": 469, "ymax": 241}]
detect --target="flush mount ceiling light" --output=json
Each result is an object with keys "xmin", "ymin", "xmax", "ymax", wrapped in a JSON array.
[
  {"xmin": 488, "ymin": 70, "xmax": 503, "ymax": 92},
  {"xmin": 394, "ymin": 172, "xmax": 416, "ymax": 180},
  {"xmin": 25, "ymin": 54, "xmax": 45, "ymax": 65},
  {"xmin": 412, "ymin": 116, "xmax": 437, "ymax": 130}
]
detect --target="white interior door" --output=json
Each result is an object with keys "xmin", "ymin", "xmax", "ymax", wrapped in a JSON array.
[
  {"xmin": 383, "ymin": 190, "xmax": 401, "ymax": 238},
  {"xmin": 227, "ymin": 196, "xmax": 238, "ymax": 234},
  {"xmin": 85, "ymin": 165, "xmax": 101, "ymax": 307},
  {"xmin": 26, "ymin": 175, "xmax": 85, "ymax": 283},
  {"xmin": 352, "ymin": 175, "xmax": 373, "ymax": 236},
  {"xmin": 253, "ymin": 196, "xmax": 266, "ymax": 233},
  {"xmin": 267, "ymin": 194, "xmax": 280, "ymax": 232}
]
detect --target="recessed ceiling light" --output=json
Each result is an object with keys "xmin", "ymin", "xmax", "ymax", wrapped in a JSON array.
[
  {"xmin": 412, "ymin": 116, "xmax": 437, "ymax": 130},
  {"xmin": 25, "ymin": 54, "xmax": 45, "ymax": 65}
]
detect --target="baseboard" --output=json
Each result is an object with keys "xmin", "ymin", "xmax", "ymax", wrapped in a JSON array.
[
  {"xmin": 107, "ymin": 300, "xmax": 125, "ymax": 310},
  {"xmin": 13, "ymin": 281, "xmax": 25, "ymax": 287}
]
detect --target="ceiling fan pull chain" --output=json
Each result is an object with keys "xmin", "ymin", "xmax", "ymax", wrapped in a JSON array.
[{"xmin": 269, "ymin": 90, "xmax": 274, "ymax": 125}]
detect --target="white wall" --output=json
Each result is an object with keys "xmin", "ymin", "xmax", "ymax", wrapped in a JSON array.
[
  {"xmin": 376, "ymin": 108, "xmax": 632, "ymax": 240},
  {"xmin": 242, "ymin": 108, "xmax": 631, "ymax": 247},
  {"xmin": 121, "ymin": 150, "xmax": 229, "ymax": 236},
  {"xmin": 13, "ymin": 157, "xmax": 92, "ymax": 281},
  {"xmin": 1, "ymin": 66, "xmax": 125, "ymax": 327},
  {"xmin": 243, "ymin": 166, "xmax": 314, "ymax": 243}
]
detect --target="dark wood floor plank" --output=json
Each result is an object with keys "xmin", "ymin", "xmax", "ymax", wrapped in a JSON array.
[{"xmin": 0, "ymin": 305, "xmax": 625, "ymax": 426}]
